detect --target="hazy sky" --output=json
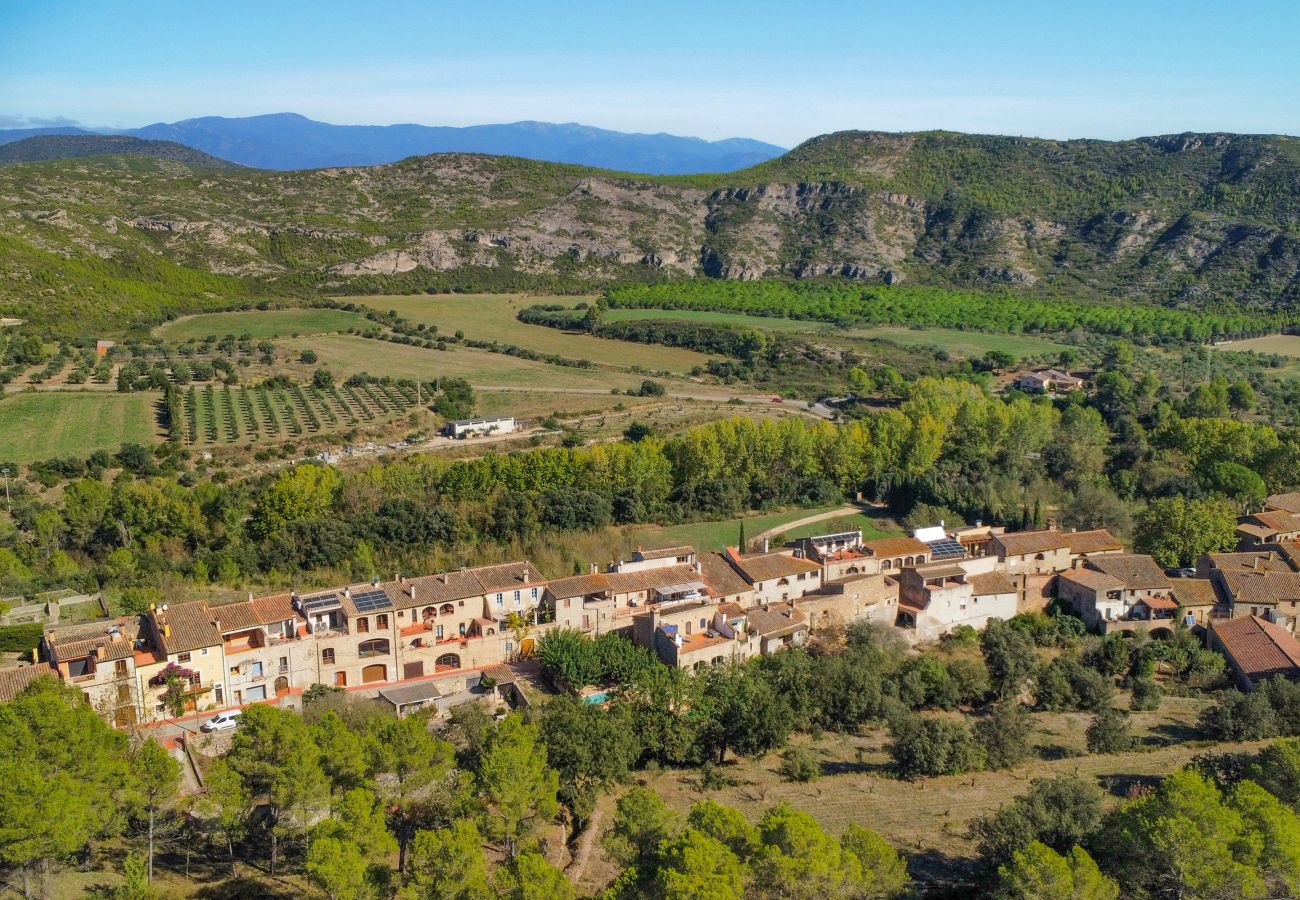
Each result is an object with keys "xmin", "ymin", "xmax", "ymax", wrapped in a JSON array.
[{"xmin": 2, "ymin": 0, "xmax": 1297, "ymax": 146}]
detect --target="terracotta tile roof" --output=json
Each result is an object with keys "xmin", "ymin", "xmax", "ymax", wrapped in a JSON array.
[
  {"xmin": 544, "ymin": 573, "xmax": 611, "ymax": 600},
  {"xmin": 210, "ymin": 600, "xmax": 261, "ymax": 634},
  {"xmin": 1067, "ymin": 529, "xmax": 1124, "ymax": 555},
  {"xmin": 993, "ymin": 530, "xmax": 1072, "ymax": 557},
  {"xmin": 1203, "ymin": 552, "xmax": 1295, "ymax": 574},
  {"xmin": 46, "ymin": 617, "xmax": 141, "ymax": 662},
  {"xmin": 606, "ymin": 564, "xmax": 704, "ymax": 595},
  {"xmin": 251, "ymin": 593, "xmax": 298, "ymax": 625},
  {"xmin": 387, "ymin": 570, "xmax": 487, "ymax": 609},
  {"xmin": 747, "ymin": 603, "xmax": 807, "ymax": 638},
  {"xmin": 1219, "ymin": 570, "xmax": 1300, "ymax": 605},
  {"xmin": 472, "ymin": 561, "xmax": 546, "ymax": 594},
  {"xmin": 1088, "ymin": 555, "xmax": 1172, "ymax": 591},
  {"xmin": 1212, "ymin": 615, "xmax": 1300, "ymax": 682},
  {"xmin": 729, "ymin": 551, "xmax": 822, "ymax": 584},
  {"xmin": 969, "ymin": 572, "xmax": 1018, "ymax": 596},
  {"xmin": 718, "ymin": 602, "xmax": 747, "ymax": 618},
  {"xmin": 699, "ymin": 553, "xmax": 752, "ymax": 598},
  {"xmin": 0, "ymin": 664, "xmax": 59, "ymax": 702},
  {"xmin": 1059, "ymin": 568, "xmax": 1125, "ymax": 592},
  {"xmin": 1267, "ymin": 492, "xmax": 1300, "ymax": 515},
  {"xmin": 1138, "ymin": 595, "xmax": 1178, "ymax": 611},
  {"xmin": 1171, "ymin": 579, "xmax": 1221, "ymax": 608},
  {"xmin": 862, "ymin": 536, "xmax": 931, "ymax": 558},
  {"xmin": 1248, "ymin": 510, "xmax": 1300, "ymax": 534},
  {"xmin": 151, "ymin": 601, "xmax": 221, "ymax": 656},
  {"xmin": 1238, "ymin": 523, "xmax": 1277, "ymax": 540},
  {"xmin": 635, "ymin": 545, "xmax": 695, "ymax": 561}
]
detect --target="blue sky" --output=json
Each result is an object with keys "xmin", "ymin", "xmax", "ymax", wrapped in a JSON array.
[{"xmin": 2, "ymin": 0, "xmax": 1297, "ymax": 146}]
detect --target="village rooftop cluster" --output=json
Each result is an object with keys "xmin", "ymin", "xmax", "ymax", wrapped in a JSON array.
[{"xmin": 15, "ymin": 493, "xmax": 1300, "ymax": 723}]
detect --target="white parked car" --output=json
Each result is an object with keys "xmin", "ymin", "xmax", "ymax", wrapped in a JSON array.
[{"xmin": 200, "ymin": 710, "xmax": 242, "ymax": 732}]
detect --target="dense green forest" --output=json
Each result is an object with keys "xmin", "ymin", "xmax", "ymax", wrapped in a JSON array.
[{"xmin": 606, "ymin": 282, "xmax": 1292, "ymax": 342}]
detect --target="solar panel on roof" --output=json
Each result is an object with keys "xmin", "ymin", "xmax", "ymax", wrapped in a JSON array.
[
  {"xmin": 302, "ymin": 593, "xmax": 341, "ymax": 615},
  {"xmin": 925, "ymin": 538, "xmax": 967, "ymax": 560},
  {"xmin": 352, "ymin": 589, "xmax": 393, "ymax": 613}
]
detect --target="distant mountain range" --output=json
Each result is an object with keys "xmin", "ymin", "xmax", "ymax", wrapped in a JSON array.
[
  {"xmin": 0, "ymin": 134, "xmax": 239, "ymax": 167},
  {"xmin": 0, "ymin": 113, "xmax": 786, "ymax": 174}
]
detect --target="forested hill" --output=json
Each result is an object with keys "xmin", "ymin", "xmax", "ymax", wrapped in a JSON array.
[
  {"xmin": 2, "ymin": 128, "xmax": 1300, "ymax": 330},
  {"xmin": 0, "ymin": 134, "xmax": 239, "ymax": 168}
]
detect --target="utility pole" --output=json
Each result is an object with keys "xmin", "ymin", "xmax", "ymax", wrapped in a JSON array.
[{"xmin": 1, "ymin": 466, "xmax": 10, "ymax": 513}]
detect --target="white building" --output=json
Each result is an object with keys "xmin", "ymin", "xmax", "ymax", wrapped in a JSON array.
[{"xmin": 443, "ymin": 416, "xmax": 516, "ymax": 439}]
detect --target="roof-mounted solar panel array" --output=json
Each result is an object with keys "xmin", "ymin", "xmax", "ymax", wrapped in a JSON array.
[
  {"xmin": 925, "ymin": 538, "xmax": 967, "ymax": 560},
  {"xmin": 352, "ymin": 589, "xmax": 393, "ymax": 613}
]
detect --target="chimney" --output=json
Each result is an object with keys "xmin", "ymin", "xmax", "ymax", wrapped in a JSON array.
[
  {"xmin": 590, "ymin": 563, "xmax": 598, "ymax": 575},
  {"xmin": 438, "ymin": 573, "xmax": 448, "ymax": 585},
  {"xmin": 163, "ymin": 624, "xmax": 171, "ymax": 638},
  {"xmin": 95, "ymin": 645, "xmax": 105, "ymax": 660},
  {"xmin": 762, "ymin": 538, "xmax": 770, "ymax": 553},
  {"xmin": 408, "ymin": 584, "xmax": 417, "ymax": 600},
  {"xmin": 344, "ymin": 587, "xmax": 352, "ymax": 599},
  {"xmin": 247, "ymin": 592, "xmax": 254, "ymax": 602},
  {"xmin": 694, "ymin": 560, "xmax": 702, "ymax": 574},
  {"xmin": 522, "ymin": 570, "xmax": 529, "ymax": 584},
  {"xmin": 398, "ymin": 573, "xmax": 405, "ymax": 584}
]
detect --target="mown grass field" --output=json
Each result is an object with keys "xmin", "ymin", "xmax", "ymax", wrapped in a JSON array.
[
  {"xmin": 178, "ymin": 381, "xmax": 420, "ymax": 447},
  {"xmin": 154, "ymin": 308, "xmax": 372, "ymax": 341},
  {"xmin": 846, "ymin": 325, "xmax": 1070, "ymax": 359},
  {"xmin": 352, "ymin": 294, "xmax": 719, "ymax": 372},
  {"xmin": 300, "ymin": 334, "xmax": 682, "ymax": 391},
  {"xmin": 0, "ymin": 391, "xmax": 159, "ymax": 462},
  {"xmin": 1213, "ymin": 333, "xmax": 1300, "ymax": 358}
]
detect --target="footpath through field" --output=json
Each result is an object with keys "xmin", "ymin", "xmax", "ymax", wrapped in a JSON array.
[{"xmin": 748, "ymin": 504, "xmax": 865, "ymax": 546}]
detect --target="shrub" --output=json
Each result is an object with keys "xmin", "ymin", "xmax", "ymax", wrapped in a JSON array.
[
  {"xmin": 777, "ymin": 747, "xmax": 820, "ymax": 783},
  {"xmin": 1085, "ymin": 708, "xmax": 1133, "ymax": 754},
  {"xmin": 975, "ymin": 701, "xmax": 1033, "ymax": 770},
  {"xmin": 1130, "ymin": 677, "xmax": 1162, "ymax": 711},
  {"xmin": 887, "ymin": 713, "xmax": 985, "ymax": 778},
  {"xmin": 1199, "ymin": 690, "xmax": 1279, "ymax": 741}
]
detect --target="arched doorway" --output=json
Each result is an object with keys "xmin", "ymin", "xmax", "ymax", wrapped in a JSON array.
[
  {"xmin": 274, "ymin": 676, "xmax": 289, "ymax": 696},
  {"xmin": 435, "ymin": 653, "xmax": 461, "ymax": 671},
  {"xmin": 1149, "ymin": 627, "xmax": 1173, "ymax": 640},
  {"xmin": 362, "ymin": 664, "xmax": 387, "ymax": 684}
]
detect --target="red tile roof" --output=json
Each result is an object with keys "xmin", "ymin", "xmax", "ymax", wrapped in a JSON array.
[{"xmin": 1212, "ymin": 616, "xmax": 1300, "ymax": 683}]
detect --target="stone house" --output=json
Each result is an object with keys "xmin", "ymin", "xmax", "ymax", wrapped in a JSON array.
[
  {"xmin": 722, "ymin": 547, "xmax": 823, "ymax": 604},
  {"xmin": 1056, "ymin": 555, "xmax": 1174, "ymax": 630},
  {"xmin": 896, "ymin": 557, "xmax": 1018, "ymax": 642}
]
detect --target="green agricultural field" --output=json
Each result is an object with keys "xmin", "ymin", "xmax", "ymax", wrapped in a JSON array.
[
  {"xmin": 0, "ymin": 391, "xmax": 158, "ymax": 462},
  {"xmin": 299, "ymin": 334, "xmax": 690, "ymax": 391},
  {"xmin": 847, "ymin": 325, "xmax": 1069, "ymax": 359},
  {"xmin": 154, "ymin": 308, "xmax": 373, "ymax": 341},
  {"xmin": 179, "ymin": 381, "xmax": 421, "ymax": 447},
  {"xmin": 602, "ymin": 307, "xmax": 824, "ymax": 333},
  {"xmin": 352, "ymin": 294, "xmax": 719, "ymax": 372}
]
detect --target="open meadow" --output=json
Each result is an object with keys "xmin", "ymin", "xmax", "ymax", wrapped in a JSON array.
[
  {"xmin": 154, "ymin": 307, "xmax": 373, "ymax": 341},
  {"xmin": 0, "ymin": 391, "xmax": 159, "ymax": 462},
  {"xmin": 844, "ymin": 325, "xmax": 1070, "ymax": 359},
  {"xmin": 297, "ymin": 333, "xmax": 702, "ymax": 392},
  {"xmin": 351, "ymin": 293, "xmax": 720, "ymax": 372},
  {"xmin": 575, "ymin": 693, "xmax": 1246, "ymax": 894}
]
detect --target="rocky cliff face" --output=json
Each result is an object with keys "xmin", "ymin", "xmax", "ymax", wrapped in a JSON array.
[{"xmin": 3, "ymin": 130, "xmax": 1300, "ymax": 321}]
